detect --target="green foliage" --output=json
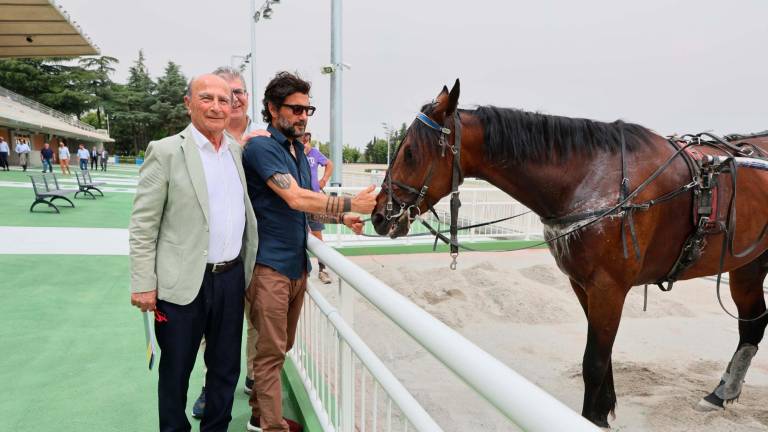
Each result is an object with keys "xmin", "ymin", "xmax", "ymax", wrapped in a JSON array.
[
  {"xmin": 364, "ymin": 137, "xmax": 389, "ymax": 164},
  {"xmin": 317, "ymin": 141, "xmax": 330, "ymax": 157},
  {"xmin": 342, "ymin": 144, "xmax": 361, "ymax": 163},
  {"xmin": 152, "ymin": 61, "xmax": 188, "ymax": 137}
]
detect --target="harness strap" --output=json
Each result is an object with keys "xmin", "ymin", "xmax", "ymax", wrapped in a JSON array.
[{"xmin": 449, "ymin": 111, "xmax": 463, "ymax": 269}]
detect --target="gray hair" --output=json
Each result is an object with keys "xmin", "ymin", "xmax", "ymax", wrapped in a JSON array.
[
  {"xmin": 212, "ymin": 66, "xmax": 247, "ymax": 90},
  {"xmin": 186, "ymin": 76, "xmax": 195, "ymax": 97}
]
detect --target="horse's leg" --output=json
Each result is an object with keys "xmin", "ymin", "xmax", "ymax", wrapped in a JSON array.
[
  {"xmin": 697, "ymin": 256, "xmax": 768, "ymax": 411},
  {"xmin": 574, "ymin": 280, "xmax": 628, "ymax": 427}
]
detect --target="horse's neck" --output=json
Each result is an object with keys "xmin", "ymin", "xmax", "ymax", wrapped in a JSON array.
[{"xmin": 469, "ymin": 155, "xmax": 614, "ymax": 219}]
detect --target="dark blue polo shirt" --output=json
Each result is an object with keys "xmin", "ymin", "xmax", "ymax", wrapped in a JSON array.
[{"xmin": 243, "ymin": 125, "xmax": 312, "ymax": 279}]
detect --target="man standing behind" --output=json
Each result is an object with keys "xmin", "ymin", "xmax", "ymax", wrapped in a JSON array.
[
  {"xmin": 130, "ymin": 74, "xmax": 258, "ymax": 432},
  {"xmin": 40, "ymin": 142, "xmax": 54, "ymax": 173},
  {"xmin": 243, "ymin": 71, "xmax": 376, "ymax": 432},
  {"xmin": 91, "ymin": 145, "xmax": 98, "ymax": 170},
  {"xmin": 0, "ymin": 137, "xmax": 9, "ymax": 171},
  {"xmin": 302, "ymin": 132, "xmax": 335, "ymax": 284}
]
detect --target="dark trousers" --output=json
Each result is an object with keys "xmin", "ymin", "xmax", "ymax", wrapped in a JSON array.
[
  {"xmin": 155, "ymin": 261, "xmax": 245, "ymax": 432},
  {"xmin": 0, "ymin": 152, "xmax": 8, "ymax": 170},
  {"xmin": 91, "ymin": 155, "xmax": 98, "ymax": 170},
  {"xmin": 80, "ymin": 158, "xmax": 88, "ymax": 170},
  {"xmin": 42, "ymin": 158, "xmax": 53, "ymax": 172}
]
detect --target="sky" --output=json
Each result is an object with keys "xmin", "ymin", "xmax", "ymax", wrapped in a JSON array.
[{"xmin": 57, "ymin": 0, "xmax": 768, "ymax": 148}]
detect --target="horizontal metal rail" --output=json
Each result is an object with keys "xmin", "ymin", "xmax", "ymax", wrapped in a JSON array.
[{"xmin": 307, "ymin": 235, "xmax": 599, "ymax": 432}]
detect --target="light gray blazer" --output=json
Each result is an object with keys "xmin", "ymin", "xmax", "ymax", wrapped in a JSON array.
[{"xmin": 129, "ymin": 124, "xmax": 258, "ymax": 305}]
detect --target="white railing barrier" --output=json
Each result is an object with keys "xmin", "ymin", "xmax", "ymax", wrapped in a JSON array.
[
  {"xmin": 305, "ymin": 235, "xmax": 599, "ymax": 432},
  {"xmin": 292, "ymin": 285, "xmax": 443, "ymax": 432}
]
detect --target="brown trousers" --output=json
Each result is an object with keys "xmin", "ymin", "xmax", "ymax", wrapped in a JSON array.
[{"xmin": 247, "ymin": 264, "xmax": 307, "ymax": 432}]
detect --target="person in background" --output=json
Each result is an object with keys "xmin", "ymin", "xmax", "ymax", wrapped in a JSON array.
[
  {"xmin": 58, "ymin": 141, "xmax": 71, "ymax": 175},
  {"xmin": 15, "ymin": 138, "xmax": 30, "ymax": 171},
  {"xmin": 0, "ymin": 137, "xmax": 9, "ymax": 171},
  {"xmin": 302, "ymin": 132, "xmax": 335, "ymax": 284},
  {"xmin": 100, "ymin": 147, "xmax": 109, "ymax": 171},
  {"xmin": 91, "ymin": 145, "xmax": 99, "ymax": 170},
  {"xmin": 40, "ymin": 142, "xmax": 54, "ymax": 173},
  {"xmin": 77, "ymin": 144, "xmax": 90, "ymax": 171}
]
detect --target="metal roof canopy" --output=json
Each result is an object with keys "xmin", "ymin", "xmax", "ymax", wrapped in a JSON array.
[{"xmin": 0, "ymin": 0, "xmax": 99, "ymax": 58}]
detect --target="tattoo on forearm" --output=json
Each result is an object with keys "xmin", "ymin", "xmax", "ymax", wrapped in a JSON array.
[
  {"xmin": 309, "ymin": 212, "xmax": 345, "ymax": 224},
  {"xmin": 323, "ymin": 195, "xmax": 351, "ymax": 214},
  {"xmin": 270, "ymin": 173, "xmax": 291, "ymax": 189}
]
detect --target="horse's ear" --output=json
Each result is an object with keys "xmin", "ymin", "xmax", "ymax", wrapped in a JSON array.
[
  {"xmin": 446, "ymin": 79, "xmax": 460, "ymax": 114},
  {"xmin": 435, "ymin": 85, "xmax": 449, "ymax": 102}
]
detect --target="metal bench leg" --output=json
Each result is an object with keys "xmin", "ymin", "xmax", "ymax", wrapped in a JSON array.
[
  {"xmin": 50, "ymin": 196, "xmax": 75, "ymax": 208},
  {"xmin": 90, "ymin": 186, "xmax": 104, "ymax": 196},
  {"xmin": 30, "ymin": 199, "xmax": 60, "ymax": 214},
  {"xmin": 75, "ymin": 189, "xmax": 96, "ymax": 199}
]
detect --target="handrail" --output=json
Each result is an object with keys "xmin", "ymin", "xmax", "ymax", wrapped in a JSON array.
[
  {"xmin": 0, "ymin": 85, "xmax": 103, "ymax": 134},
  {"xmin": 307, "ymin": 235, "xmax": 599, "ymax": 432},
  {"xmin": 305, "ymin": 285, "xmax": 443, "ymax": 431}
]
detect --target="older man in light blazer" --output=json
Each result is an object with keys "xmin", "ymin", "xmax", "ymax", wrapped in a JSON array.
[{"xmin": 130, "ymin": 74, "xmax": 257, "ymax": 432}]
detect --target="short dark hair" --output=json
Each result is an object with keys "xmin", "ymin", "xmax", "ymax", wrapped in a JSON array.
[
  {"xmin": 261, "ymin": 71, "xmax": 311, "ymax": 124},
  {"xmin": 303, "ymin": 132, "xmax": 312, "ymax": 138}
]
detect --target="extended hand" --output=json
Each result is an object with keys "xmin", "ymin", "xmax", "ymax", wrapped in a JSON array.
[
  {"xmin": 319, "ymin": 178, "xmax": 328, "ymax": 189},
  {"xmin": 343, "ymin": 213, "xmax": 365, "ymax": 235},
  {"xmin": 351, "ymin": 185, "xmax": 377, "ymax": 214},
  {"xmin": 131, "ymin": 290, "xmax": 157, "ymax": 312},
  {"xmin": 242, "ymin": 129, "xmax": 271, "ymax": 145}
]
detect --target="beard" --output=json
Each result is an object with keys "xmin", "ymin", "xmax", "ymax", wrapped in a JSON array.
[{"xmin": 276, "ymin": 114, "xmax": 306, "ymax": 139}]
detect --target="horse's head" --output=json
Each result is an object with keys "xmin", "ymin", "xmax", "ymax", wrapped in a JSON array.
[{"xmin": 372, "ymin": 79, "xmax": 461, "ymax": 237}]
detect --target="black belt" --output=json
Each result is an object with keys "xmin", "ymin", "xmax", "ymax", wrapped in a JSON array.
[{"xmin": 205, "ymin": 257, "xmax": 241, "ymax": 274}]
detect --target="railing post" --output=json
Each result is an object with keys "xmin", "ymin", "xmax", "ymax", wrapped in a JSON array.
[{"xmin": 338, "ymin": 277, "xmax": 354, "ymax": 431}]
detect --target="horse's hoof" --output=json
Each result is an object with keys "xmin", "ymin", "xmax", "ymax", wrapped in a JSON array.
[{"xmin": 695, "ymin": 394, "xmax": 725, "ymax": 412}]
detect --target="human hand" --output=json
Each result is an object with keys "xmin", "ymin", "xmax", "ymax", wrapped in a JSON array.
[
  {"xmin": 243, "ymin": 129, "xmax": 271, "ymax": 141},
  {"xmin": 342, "ymin": 213, "xmax": 364, "ymax": 235},
  {"xmin": 131, "ymin": 290, "xmax": 157, "ymax": 312},
  {"xmin": 351, "ymin": 185, "xmax": 377, "ymax": 214},
  {"xmin": 319, "ymin": 178, "xmax": 328, "ymax": 189}
]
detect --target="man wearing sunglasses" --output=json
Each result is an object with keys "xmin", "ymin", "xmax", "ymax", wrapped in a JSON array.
[{"xmin": 242, "ymin": 71, "xmax": 376, "ymax": 432}]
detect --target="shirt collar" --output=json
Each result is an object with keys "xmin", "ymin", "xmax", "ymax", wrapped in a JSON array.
[
  {"xmin": 190, "ymin": 123, "xmax": 229, "ymax": 153},
  {"xmin": 266, "ymin": 124, "xmax": 305, "ymax": 153}
]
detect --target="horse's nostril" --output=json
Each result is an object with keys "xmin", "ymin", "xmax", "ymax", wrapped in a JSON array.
[{"xmin": 371, "ymin": 212, "xmax": 384, "ymax": 227}]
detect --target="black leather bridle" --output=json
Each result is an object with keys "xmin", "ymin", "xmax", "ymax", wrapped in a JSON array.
[{"xmin": 382, "ymin": 109, "xmax": 463, "ymax": 269}]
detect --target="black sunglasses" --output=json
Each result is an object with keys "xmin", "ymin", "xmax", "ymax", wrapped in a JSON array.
[{"xmin": 282, "ymin": 104, "xmax": 316, "ymax": 116}]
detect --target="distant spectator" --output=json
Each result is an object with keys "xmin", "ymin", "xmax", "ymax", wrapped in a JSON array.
[
  {"xmin": 0, "ymin": 137, "xmax": 9, "ymax": 171},
  {"xmin": 302, "ymin": 132, "xmax": 335, "ymax": 284},
  {"xmin": 100, "ymin": 148, "xmax": 109, "ymax": 171},
  {"xmin": 91, "ymin": 145, "xmax": 99, "ymax": 170},
  {"xmin": 58, "ymin": 141, "xmax": 71, "ymax": 175},
  {"xmin": 15, "ymin": 138, "xmax": 30, "ymax": 171},
  {"xmin": 40, "ymin": 142, "xmax": 54, "ymax": 173},
  {"xmin": 77, "ymin": 144, "xmax": 90, "ymax": 170}
]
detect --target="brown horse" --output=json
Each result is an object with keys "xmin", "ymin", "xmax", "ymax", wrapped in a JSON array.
[{"xmin": 370, "ymin": 80, "xmax": 768, "ymax": 428}]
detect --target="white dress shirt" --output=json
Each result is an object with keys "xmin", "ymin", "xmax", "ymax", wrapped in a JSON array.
[
  {"xmin": 190, "ymin": 124, "xmax": 246, "ymax": 263},
  {"xmin": 0, "ymin": 141, "xmax": 8, "ymax": 152}
]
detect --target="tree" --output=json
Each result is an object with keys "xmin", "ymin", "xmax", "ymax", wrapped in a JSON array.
[
  {"xmin": 152, "ymin": 61, "xmax": 188, "ymax": 136},
  {"xmin": 342, "ymin": 144, "xmax": 361, "ymax": 163},
  {"xmin": 363, "ymin": 137, "xmax": 389, "ymax": 164},
  {"xmin": 79, "ymin": 55, "xmax": 119, "ymax": 128}
]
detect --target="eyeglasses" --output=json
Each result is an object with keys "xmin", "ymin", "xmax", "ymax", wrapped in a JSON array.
[
  {"xmin": 282, "ymin": 104, "xmax": 316, "ymax": 116},
  {"xmin": 232, "ymin": 89, "xmax": 247, "ymax": 97}
]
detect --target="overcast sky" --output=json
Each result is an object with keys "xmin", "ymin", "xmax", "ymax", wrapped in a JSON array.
[{"xmin": 58, "ymin": 0, "xmax": 768, "ymax": 148}]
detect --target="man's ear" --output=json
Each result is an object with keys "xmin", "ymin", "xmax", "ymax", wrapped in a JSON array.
[
  {"xmin": 446, "ymin": 79, "xmax": 460, "ymax": 115},
  {"xmin": 183, "ymin": 96, "xmax": 192, "ymax": 115},
  {"xmin": 268, "ymin": 102, "xmax": 279, "ymax": 120}
]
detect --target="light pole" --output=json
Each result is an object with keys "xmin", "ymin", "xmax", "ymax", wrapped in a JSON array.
[
  {"xmin": 329, "ymin": 0, "xmax": 343, "ymax": 187},
  {"xmin": 249, "ymin": 0, "xmax": 281, "ymax": 121}
]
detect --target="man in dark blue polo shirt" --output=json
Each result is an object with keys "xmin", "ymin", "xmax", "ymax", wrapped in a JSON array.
[{"xmin": 242, "ymin": 71, "xmax": 376, "ymax": 432}]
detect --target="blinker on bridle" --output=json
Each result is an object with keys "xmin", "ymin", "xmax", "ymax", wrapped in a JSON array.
[{"xmin": 384, "ymin": 109, "xmax": 463, "ymax": 269}]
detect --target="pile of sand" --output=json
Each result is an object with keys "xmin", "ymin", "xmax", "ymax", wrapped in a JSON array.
[{"xmin": 315, "ymin": 250, "xmax": 768, "ymax": 431}]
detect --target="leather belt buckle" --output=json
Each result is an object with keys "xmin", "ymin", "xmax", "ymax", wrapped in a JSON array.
[{"xmin": 211, "ymin": 262, "xmax": 223, "ymax": 273}]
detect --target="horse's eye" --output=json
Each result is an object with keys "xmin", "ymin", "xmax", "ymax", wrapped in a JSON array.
[{"xmin": 404, "ymin": 146, "xmax": 414, "ymax": 162}]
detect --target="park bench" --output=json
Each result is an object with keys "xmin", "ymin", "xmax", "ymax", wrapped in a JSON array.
[
  {"xmin": 75, "ymin": 170, "xmax": 106, "ymax": 199},
  {"xmin": 29, "ymin": 173, "xmax": 77, "ymax": 213}
]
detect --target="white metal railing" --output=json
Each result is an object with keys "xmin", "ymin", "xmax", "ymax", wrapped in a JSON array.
[
  {"xmin": 0, "ymin": 85, "xmax": 100, "ymax": 133},
  {"xmin": 300, "ymin": 235, "xmax": 599, "ymax": 432},
  {"xmin": 322, "ymin": 186, "xmax": 544, "ymax": 247},
  {"xmin": 291, "ymin": 284, "xmax": 443, "ymax": 432}
]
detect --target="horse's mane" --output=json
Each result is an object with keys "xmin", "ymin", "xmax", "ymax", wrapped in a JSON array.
[{"xmin": 469, "ymin": 106, "xmax": 654, "ymax": 165}]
